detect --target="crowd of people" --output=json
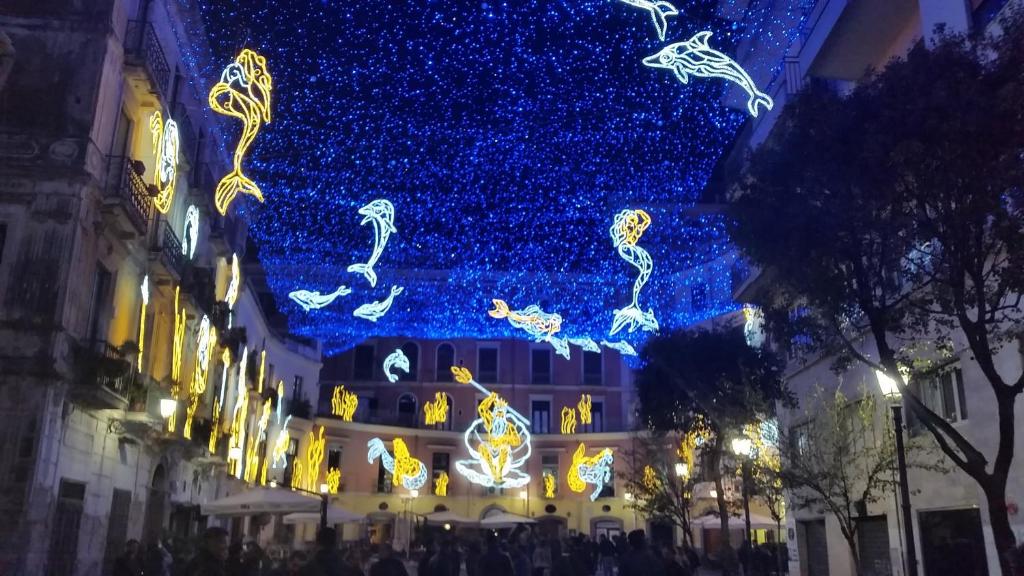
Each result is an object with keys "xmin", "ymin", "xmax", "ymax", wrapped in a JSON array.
[{"xmin": 112, "ymin": 525, "xmax": 773, "ymax": 576}]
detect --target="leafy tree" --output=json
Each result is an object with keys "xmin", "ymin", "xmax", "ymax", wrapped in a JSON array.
[
  {"xmin": 637, "ymin": 329, "xmax": 790, "ymax": 574},
  {"xmin": 624, "ymin": 433, "xmax": 697, "ymax": 547},
  {"xmin": 729, "ymin": 17, "xmax": 1024, "ymax": 573}
]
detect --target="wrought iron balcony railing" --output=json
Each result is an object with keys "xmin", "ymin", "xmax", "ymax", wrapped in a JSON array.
[
  {"xmin": 125, "ymin": 20, "xmax": 171, "ymax": 98},
  {"xmin": 105, "ymin": 156, "xmax": 153, "ymax": 234},
  {"xmin": 151, "ymin": 220, "xmax": 187, "ymax": 280}
]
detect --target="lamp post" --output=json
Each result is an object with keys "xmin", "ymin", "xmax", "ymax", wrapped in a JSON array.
[
  {"xmin": 675, "ymin": 462, "xmax": 690, "ymax": 546},
  {"xmin": 876, "ymin": 369, "xmax": 917, "ymax": 576},
  {"xmin": 732, "ymin": 436, "xmax": 754, "ymax": 576}
]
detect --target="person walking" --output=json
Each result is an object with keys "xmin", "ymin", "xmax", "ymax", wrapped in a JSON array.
[
  {"xmin": 598, "ymin": 535, "xmax": 616, "ymax": 576},
  {"xmin": 113, "ymin": 539, "xmax": 143, "ymax": 576},
  {"xmin": 618, "ymin": 531, "xmax": 664, "ymax": 576},
  {"xmin": 477, "ymin": 533, "xmax": 514, "ymax": 576},
  {"xmin": 370, "ymin": 543, "xmax": 410, "ymax": 576},
  {"xmin": 185, "ymin": 527, "xmax": 229, "ymax": 576},
  {"xmin": 531, "ymin": 539, "xmax": 551, "ymax": 576}
]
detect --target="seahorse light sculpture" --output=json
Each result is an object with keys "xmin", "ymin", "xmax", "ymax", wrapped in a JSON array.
[
  {"xmin": 568, "ymin": 443, "xmax": 614, "ymax": 501},
  {"xmin": 601, "ymin": 340, "xmax": 638, "ymax": 356},
  {"xmin": 289, "ymin": 286, "xmax": 352, "ymax": 312},
  {"xmin": 184, "ymin": 317, "xmax": 215, "ymax": 440},
  {"xmin": 138, "ymin": 275, "xmax": 149, "ymax": 371},
  {"xmin": 348, "ymin": 199, "xmax": 396, "ymax": 288},
  {"xmin": 367, "ymin": 437, "xmax": 428, "ymax": 490},
  {"xmin": 489, "ymin": 299, "xmax": 571, "ymax": 360},
  {"xmin": 424, "ymin": 392, "xmax": 449, "ymax": 426},
  {"xmin": 435, "ymin": 471, "xmax": 449, "ymax": 496},
  {"xmin": 643, "ymin": 31, "xmax": 774, "ymax": 118},
  {"xmin": 383, "ymin": 348, "xmax": 410, "ymax": 383},
  {"xmin": 578, "ymin": 394, "xmax": 593, "ymax": 425},
  {"xmin": 453, "ymin": 367, "xmax": 533, "ymax": 488},
  {"xmin": 149, "ymin": 111, "xmax": 179, "ymax": 214},
  {"xmin": 544, "ymin": 472, "xmax": 557, "ymax": 498},
  {"xmin": 331, "ymin": 386, "xmax": 358, "ymax": 421},
  {"xmin": 208, "ymin": 49, "xmax": 272, "ymax": 215},
  {"xmin": 326, "ymin": 468, "xmax": 341, "ymax": 494},
  {"xmin": 618, "ymin": 0, "xmax": 678, "ymax": 41},
  {"xmin": 183, "ymin": 205, "xmax": 199, "ymax": 260},
  {"xmin": 353, "ymin": 285, "xmax": 404, "ymax": 322},
  {"xmin": 609, "ymin": 209, "xmax": 658, "ymax": 336},
  {"xmin": 561, "ymin": 407, "xmax": 577, "ymax": 435}
]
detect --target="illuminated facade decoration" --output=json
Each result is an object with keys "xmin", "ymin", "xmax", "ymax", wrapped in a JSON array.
[
  {"xmin": 326, "ymin": 467, "xmax": 341, "ymax": 494},
  {"xmin": 642, "ymin": 465, "xmax": 660, "ymax": 491},
  {"xmin": 288, "ymin": 286, "xmax": 352, "ymax": 312},
  {"xmin": 149, "ymin": 111, "xmax": 179, "ymax": 214},
  {"xmin": 600, "ymin": 340, "xmax": 637, "ymax": 356},
  {"xmin": 489, "ymin": 299, "xmax": 570, "ymax": 359},
  {"xmin": 609, "ymin": 209, "xmax": 658, "ymax": 336},
  {"xmin": 618, "ymin": 0, "xmax": 678, "ymax": 41},
  {"xmin": 331, "ymin": 386, "xmax": 358, "ymax": 421},
  {"xmin": 424, "ymin": 392, "xmax": 449, "ymax": 426},
  {"xmin": 138, "ymin": 275, "xmax": 149, "ymax": 371},
  {"xmin": 743, "ymin": 304, "xmax": 766, "ymax": 348},
  {"xmin": 347, "ymin": 199, "xmax": 396, "ymax": 288},
  {"xmin": 567, "ymin": 443, "xmax": 614, "ymax": 501},
  {"xmin": 225, "ymin": 253, "xmax": 241, "ymax": 310},
  {"xmin": 272, "ymin": 415, "xmax": 292, "ymax": 468},
  {"xmin": 383, "ymin": 348, "xmax": 410, "ymax": 383},
  {"xmin": 434, "ymin": 471, "xmax": 449, "ymax": 496},
  {"xmin": 303, "ymin": 426, "xmax": 327, "ymax": 492},
  {"xmin": 208, "ymin": 48, "xmax": 273, "ymax": 215},
  {"xmin": 184, "ymin": 316, "xmax": 215, "ymax": 440},
  {"xmin": 257, "ymin": 349, "xmax": 266, "ymax": 393},
  {"xmin": 453, "ymin": 367, "xmax": 532, "ymax": 488},
  {"xmin": 367, "ymin": 437, "xmax": 428, "ymax": 491},
  {"xmin": 544, "ymin": 473, "xmax": 557, "ymax": 498},
  {"xmin": 643, "ymin": 31, "xmax": 774, "ymax": 118},
  {"xmin": 569, "ymin": 337, "xmax": 601, "ymax": 353},
  {"xmin": 172, "ymin": 286, "xmax": 187, "ymax": 385},
  {"xmin": 560, "ymin": 407, "xmax": 577, "ymax": 435},
  {"xmin": 245, "ymin": 398, "xmax": 272, "ymax": 483},
  {"xmin": 352, "ymin": 285, "xmax": 404, "ymax": 322},
  {"xmin": 291, "ymin": 460, "xmax": 304, "ymax": 490},
  {"xmin": 228, "ymin": 347, "xmax": 249, "ymax": 477},
  {"xmin": 183, "ymin": 205, "xmax": 199, "ymax": 260},
  {"xmin": 578, "ymin": 394, "xmax": 592, "ymax": 425},
  {"xmin": 276, "ymin": 380, "xmax": 285, "ymax": 424}
]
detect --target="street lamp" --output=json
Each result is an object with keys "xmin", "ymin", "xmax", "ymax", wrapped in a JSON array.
[
  {"xmin": 732, "ymin": 436, "xmax": 754, "ymax": 576},
  {"xmin": 159, "ymin": 398, "xmax": 177, "ymax": 419},
  {"xmin": 674, "ymin": 462, "xmax": 689, "ymax": 479},
  {"xmin": 875, "ymin": 369, "xmax": 918, "ymax": 576}
]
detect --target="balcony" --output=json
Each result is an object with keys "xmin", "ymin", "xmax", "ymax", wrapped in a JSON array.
[
  {"xmin": 124, "ymin": 20, "xmax": 170, "ymax": 98},
  {"xmin": 173, "ymin": 103, "xmax": 198, "ymax": 168},
  {"xmin": 104, "ymin": 156, "xmax": 153, "ymax": 237},
  {"xmin": 150, "ymin": 220, "xmax": 187, "ymax": 281},
  {"xmin": 72, "ymin": 340, "xmax": 136, "ymax": 410}
]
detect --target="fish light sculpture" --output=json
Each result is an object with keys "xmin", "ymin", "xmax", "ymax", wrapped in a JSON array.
[
  {"xmin": 289, "ymin": 286, "xmax": 351, "ymax": 312},
  {"xmin": 568, "ymin": 443, "xmax": 614, "ymax": 501},
  {"xmin": 348, "ymin": 199, "xmax": 396, "ymax": 288},
  {"xmin": 383, "ymin": 348, "xmax": 410, "ymax": 382},
  {"xmin": 489, "ymin": 299, "xmax": 571, "ymax": 360},
  {"xmin": 368, "ymin": 437, "xmax": 428, "ymax": 490},
  {"xmin": 208, "ymin": 49, "xmax": 272, "ymax": 215},
  {"xmin": 618, "ymin": 0, "xmax": 678, "ymax": 41}
]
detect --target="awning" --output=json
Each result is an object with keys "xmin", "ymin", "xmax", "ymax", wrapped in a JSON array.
[
  {"xmin": 201, "ymin": 487, "xmax": 321, "ymax": 517},
  {"xmin": 424, "ymin": 511, "xmax": 478, "ymax": 526},
  {"xmin": 691, "ymin": 513, "xmax": 778, "ymax": 530},
  {"xmin": 282, "ymin": 506, "xmax": 365, "ymax": 525},
  {"xmin": 479, "ymin": 511, "xmax": 537, "ymax": 528}
]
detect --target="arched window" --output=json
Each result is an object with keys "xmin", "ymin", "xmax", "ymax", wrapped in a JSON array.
[
  {"xmin": 436, "ymin": 343, "xmax": 455, "ymax": 382},
  {"xmin": 400, "ymin": 342, "xmax": 419, "ymax": 382},
  {"xmin": 397, "ymin": 393, "xmax": 418, "ymax": 427}
]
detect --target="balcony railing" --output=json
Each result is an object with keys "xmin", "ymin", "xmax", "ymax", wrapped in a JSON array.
[
  {"xmin": 75, "ymin": 340, "xmax": 135, "ymax": 406},
  {"xmin": 152, "ymin": 220, "xmax": 187, "ymax": 279},
  {"xmin": 105, "ymin": 156, "xmax": 153, "ymax": 234},
  {"xmin": 125, "ymin": 20, "xmax": 170, "ymax": 97}
]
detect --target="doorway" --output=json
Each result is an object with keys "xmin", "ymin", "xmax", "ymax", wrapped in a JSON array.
[{"xmin": 919, "ymin": 508, "xmax": 988, "ymax": 576}]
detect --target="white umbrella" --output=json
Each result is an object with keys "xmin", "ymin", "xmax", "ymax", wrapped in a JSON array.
[
  {"xmin": 479, "ymin": 511, "xmax": 537, "ymax": 528},
  {"xmin": 424, "ymin": 511, "xmax": 478, "ymax": 526},
  {"xmin": 282, "ymin": 505, "xmax": 365, "ymax": 525},
  {"xmin": 201, "ymin": 487, "xmax": 320, "ymax": 517}
]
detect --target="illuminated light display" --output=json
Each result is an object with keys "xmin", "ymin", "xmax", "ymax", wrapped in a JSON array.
[
  {"xmin": 138, "ymin": 275, "xmax": 149, "ymax": 372},
  {"xmin": 326, "ymin": 467, "xmax": 341, "ymax": 494},
  {"xmin": 609, "ymin": 209, "xmax": 658, "ymax": 336},
  {"xmin": 172, "ymin": 286, "xmax": 186, "ymax": 384},
  {"xmin": 291, "ymin": 460, "xmax": 304, "ymax": 490},
  {"xmin": 743, "ymin": 304, "xmax": 766, "ymax": 348},
  {"xmin": 228, "ymin": 347, "xmax": 249, "ymax": 477},
  {"xmin": 577, "ymin": 394, "xmax": 592, "ymax": 425},
  {"xmin": 271, "ymin": 415, "xmax": 292, "ymax": 468},
  {"xmin": 225, "ymin": 253, "xmax": 241, "ymax": 309},
  {"xmin": 352, "ymin": 285, "xmax": 404, "ymax": 322},
  {"xmin": 643, "ymin": 465, "xmax": 660, "ymax": 490},
  {"xmin": 245, "ymin": 398, "xmax": 272, "ymax": 483},
  {"xmin": 434, "ymin": 471, "xmax": 449, "ymax": 496},
  {"xmin": 367, "ymin": 437, "xmax": 428, "ymax": 490},
  {"xmin": 489, "ymin": 299, "xmax": 570, "ymax": 359},
  {"xmin": 257, "ymin": 349, "xmax": 266, "ymax": 393},
  {"xmin": 544, "ymin": 472, "xmax": 557, "ymax": 498},
  {"xmin": 198, "ymin": 0, "xmax": 816, "ymax": 353},
  {"xmin": 303, "ymin": 426, "xmax": 327, "ymax": 492},
  {"xmin": 424, "ymin": 392, "xmax": 449, "ymax": 426},
  {"xmin": 383, "ymin": 348, "xmax": 410, "ymax": 383},
  {"xmin": 567, "ymin": 443, "xmax": 614, "ymax": 501},
  {"xmin": 149, "ymin": 111, "xmax": 179, "ymax": 214},
  {"xmin": 600, "ymin": 340, "xmax": 638, "ymax": 356},
  {"xmin": 618, "ymin": 0, "xmax": 678, "ymax": 41},
  {"xmin": 209, "ymin": 397, "xmax": 222, "ymax": 453},
  {"xmin": 347, "ymin": 199, "xmax": 396, "ymax": 288},
  {"xmin": 288, "ymin": 286, "xmax": 352, "ymax": 312},
  {"xmin": 331, "ymin": 386, "xmax": 358, "ymax": 421},
  {"xmin": 560, "ymin": 407, "xmax": 577, "ymax": 435},
  {"xmin": 184, "ymin": 316, "xmax": 215, "ymax": 440},
  {"xmin": 276, "ymin": 380, "xmax": 285, "ymax": 424},
  {"xmin": 183, "ymin": 205, "xmax": 199, "ymax": 260},
  {"xmin": 211, "ymin": 347, "xmax": 231, "ymax": 455},
  {"xmin": 569, "ymin": 337, "xmax": 601, "ymax": 353},
  {"xmin": 643, "ymin": 31, "xmax": 774, "ymax": 118},
  {"xmin": 453, "ymin": 368, "xmax": 532, "ymax": 488},
  {"xmin": 208, "ymin": 48, "xmax": 273, "ymax": 215}
]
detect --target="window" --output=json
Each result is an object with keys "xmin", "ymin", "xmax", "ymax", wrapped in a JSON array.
[
  {"xmin": 542, "ymin": 455, "xmax": 559, "ymax": 497},
  {"xmin": 531, "ymin": 348, "xmax": 551, "ymax": 384},
  {"xmin": 583, "ymin": 401, "xmax": 604, "ymax": 433},
  {"xmin": 103, "ymin": 489, "xmax": 132, "ymax": 574},
  {"xmin": 432, "ymin": 452, "xmax": 450, "ymax": 495},
  {"xmin": 599, "ymin": 463, "xmax": 615, "ymax": 498},
  {"xmin": 112, "ymin": 109, "xmax": 133, "ymax": 158},
  {"xmin": 292, "ymin": 376, "xmax": 303, "ymax": 401},
  {"xmin": 283, "ymin": 438, "xmax": 298, "ymax": 486},
  {"xmin": 327, "ymin": 447, "xmax": 343, "ymax": 470},
  {"xmin": 353, "ymin": 345, "xmax": 375, "ymax": 380},
  {"xmin": 909, "ymin": 367, "xmax": 968, "ymax": 433},
  {"xmin": 49, "ymin": 480, "xmax": 86, "ymax": 576},
  {"xmin": 436, "ymin": 343, "xmax": 455, "ymax": 382},
  {"xmin": 397, "ymin": 393, "xmax": 418, "ymax": 427},
  {"xmin": 87, "ymin": 264, "xmax": 113, "ymax": 343},
  {"xmin": 377, "ymin": 459, "xmax": 393, "ymax": 494},
  {"xmin": 691, "ymin": 282, "xmax": 708, "ymax": 313},
  {"xmin": 582, "ymin": 351, "xmax": 602, "ymax": 386},
  {"xmin": 400, "ymin": 342, "xmax": 419, "ymax": 382},
  {"xmin": 478, "ymin": 346, "xmax": 498, "ymax": 382},
  {"xmin": 531, "ymin": 400, "xmax": 551, "ymax": 434}
]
